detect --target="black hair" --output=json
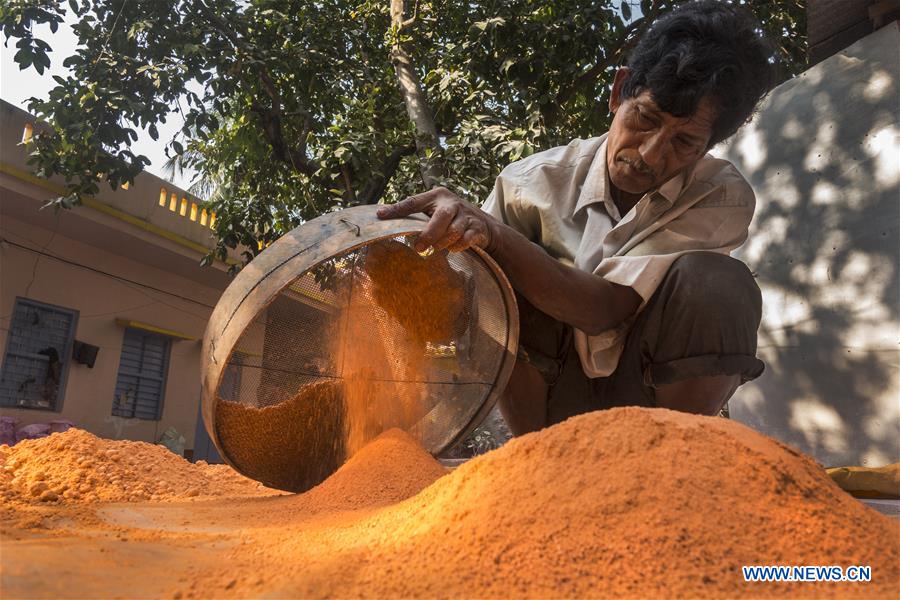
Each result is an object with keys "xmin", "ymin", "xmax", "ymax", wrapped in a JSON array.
[{"xmin": 622, "ymin": 0, "xmax": 776, "ymax": 146}]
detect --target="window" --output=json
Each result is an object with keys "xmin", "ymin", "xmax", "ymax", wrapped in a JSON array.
[
  {"xmin": 21, "ymin": 122, "xmax": 33, "ymax": 144},
  {"xmin": 111, "ymin": 328, "xmax": 170, "ymax": 420},
  {"xmin": 0, "ymin": 298, "xmax": 78, "ymax": 411}
]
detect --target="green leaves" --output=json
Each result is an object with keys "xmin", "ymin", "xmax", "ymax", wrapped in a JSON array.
[
  {"xmin": 2, "ymin": 0, "xmax": 806, "ymax": 269},
  {"xmin": 13, "ymin": 36, "xmax": 52, "ymax": 74},
  {"xmin": 1, "ymin": 2, "xmax": 64, "ymax": 74}
]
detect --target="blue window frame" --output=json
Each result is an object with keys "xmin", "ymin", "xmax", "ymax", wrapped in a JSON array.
[{"xmin": 111, "ymin": 328, "xmax": 170, "ymax": 420}]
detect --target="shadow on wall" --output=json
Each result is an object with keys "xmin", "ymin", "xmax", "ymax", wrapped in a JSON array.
[{"xmin": 717, "ymin": 23, "xmax": 900, "ymax": 468}]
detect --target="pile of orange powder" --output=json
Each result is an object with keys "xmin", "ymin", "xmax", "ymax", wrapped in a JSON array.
[
  {"xmin": 0, "ymin": 428, "xmax": 275, "ymax": 505},
  {"xmin": 3, "ymin": 408, "xmax": 898, "ymax": 599},
  {"xmin": 212, "ymin": 407, "xmax": 899, "ymax": 598}
]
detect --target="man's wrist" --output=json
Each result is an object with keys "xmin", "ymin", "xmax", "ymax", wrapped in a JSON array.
[{"xmin": 484, "ymin": 218, "xmax": 502, "ymax": 255}]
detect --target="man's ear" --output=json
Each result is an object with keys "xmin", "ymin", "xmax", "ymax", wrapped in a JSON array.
[{"xmin": 609, "ymin": 67, "xmax": 631, "ymax": 114}]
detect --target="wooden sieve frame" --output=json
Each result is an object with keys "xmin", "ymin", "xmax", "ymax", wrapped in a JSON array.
[{"xmin": 200, "ymin": 204, "xmax": 519, "ymax": 472}]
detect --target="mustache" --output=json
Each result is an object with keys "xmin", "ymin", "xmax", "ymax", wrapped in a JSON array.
[{"xmin": 616, "ymin": 155, "xmax": 655, "ymax": 178}]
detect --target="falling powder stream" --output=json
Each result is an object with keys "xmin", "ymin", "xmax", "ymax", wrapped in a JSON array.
[
  {"xmin": 335, "ymin": 240, "xmax": 465, "ymax": 456},
  {"xmin": 210, "ymin": 238, "xmax": 468, "ymax": 492}
]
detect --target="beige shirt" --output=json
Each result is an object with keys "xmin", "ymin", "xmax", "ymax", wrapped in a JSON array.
[{"xmin": 481, "ymin": 134, "xmax": 755, "ymax": 378}]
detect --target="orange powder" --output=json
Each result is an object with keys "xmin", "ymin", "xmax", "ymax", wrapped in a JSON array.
[
  {"xmin": 289, "ymin": 427, "xmax": 447, "ymax": 515},
  {"xmin": 0, "ymin": 428, "xmax": 276, "ymax": 506},
  {"xmin": 236, "ymin": 407, "xmax": 899, "ymax": 598},
  {"xmin": 362, "ymin": 240, "xmax": 465, "ymax": 344},
  {"xmin": 2, "ymin": 409, "xmax": 898, "ymax": 599},
  {"xmin": 211, "ymin": 239, "xmax": 467, "ymax": 490},
  {"xmin": 335, "ymin": 240, "xmax": 464, "ymax": 457},
  {"xmin": 215, "ymin": 381, "xmax": 347, "ymax": 492}
]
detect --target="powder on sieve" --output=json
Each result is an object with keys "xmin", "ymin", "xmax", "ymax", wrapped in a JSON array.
[
  {"xmin": 333, "ymin": 240, "xmax": 466, "ymax": 458},
  {"xmin": 362, "ymin": 240, "xmax": 465, "ymax": 344},
  {"xmin": 212, "ymin": 239, "xmax": 470, "ymax": 490},
  {"xmin": 215, "ymin": 380, "xmax": 347, "ymax": 493}
]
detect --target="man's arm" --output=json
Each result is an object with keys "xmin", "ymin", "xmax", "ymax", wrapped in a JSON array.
[{"xmin": 377, "ymin": 187, "xmax": 641, "ymax": 335}]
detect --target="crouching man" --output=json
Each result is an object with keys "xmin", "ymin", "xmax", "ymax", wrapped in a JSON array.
[{"xmin": 378, "ymin": 1, "xmax": 775, "ymax": 434}]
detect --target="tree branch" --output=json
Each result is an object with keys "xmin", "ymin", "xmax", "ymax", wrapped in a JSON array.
[
  {"xmin": 390, "ymin": 0, "xmax": 442, "ymax": 188},
  {"xmin": 340, "ymin": 162, "xmax": 357, "ymax": 204},
  {"xmin": 197, "ymin": 2, "xmax": 281, "ymax": 110},
  {"xmin": 199, "ymin": 1, "xmax": 316, "ymax": 176},
  {"xmin": 399, "ymin": 0, "xmax": 420, "ymax": 30},
  {"xmin": 360, "ymin": 143, "xmax": 417, "ymax": 204}
]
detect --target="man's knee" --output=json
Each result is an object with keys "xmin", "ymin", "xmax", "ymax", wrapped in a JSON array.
[
  {"xmin": 665, "ymin": 252, "xmax": 761, "ymax": 327},
  {"xmin": 637, "ymin": 251, "xmax": 765, "ymax": 383}
]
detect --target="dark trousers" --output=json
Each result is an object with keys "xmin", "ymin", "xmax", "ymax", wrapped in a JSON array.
[{"xmin": 516, "ymin": 252, "xmax": 765, "ymax": 425}]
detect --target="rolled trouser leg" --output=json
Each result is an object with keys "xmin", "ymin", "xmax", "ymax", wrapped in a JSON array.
[
  {"xmin": 499, "ymin": 294, "xmax": 594, "ymax": 434},
  {"xmin": 605, "ymin": 252, "xmax": 765, "ymax": 410}
]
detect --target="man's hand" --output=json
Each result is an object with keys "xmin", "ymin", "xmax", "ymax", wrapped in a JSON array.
[
  {"xmin": 378, "ymin": 187, "xmax": 640, "ymax": 335},
  {"xmin": 376, "ymin": 187, "xmax": 496, "ymax": 254}
]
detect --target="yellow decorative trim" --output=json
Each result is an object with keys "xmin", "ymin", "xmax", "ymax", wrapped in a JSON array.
[
  {"xmin": 80, "ymin": 196, "xmax": 214, "ymax": 257},
  {"xmin": 115, "ymin": 319, "xmax": 197, "ymax": 341},
  {"xmin": 0, "ymin": 162, "xmax": 238, "ymax": 265},
  {"xmin": 0, "ymin": 162, "xmax": 68, "ymax": 195}
]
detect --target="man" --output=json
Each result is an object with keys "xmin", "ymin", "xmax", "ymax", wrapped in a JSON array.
[{"xmin": 378, "ymin": 1, "xmax": 775, "ymax": 435}]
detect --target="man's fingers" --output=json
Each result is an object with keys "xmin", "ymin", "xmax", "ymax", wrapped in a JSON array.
[
  {"xmin": 446, "ymin": 236, "xmax": 470, "ymax": 253},
  {"xmin": 415, "ymin": 204, "xmax": 458, "ymax": 252},
  {"xmin": 428, "ymin": 214, "xmax": 468, "ymax": 252},
  {"xmin": 447, "ymin": 222, "xmax": 490, "ymax": 253},
  {"xmin": 376, "ymin": 188, "xmax": 443, "ymax": 219},
  {"xmin": 374, "ymin": 187, "xmax": 490, "ymax": 253},
  {"xmin": 376, "ymin": 195, "xmax": 425, "ymax": 219},
  {"xmin": 464, "ymin": 227, "xmax": 490, "ymax": 251}
]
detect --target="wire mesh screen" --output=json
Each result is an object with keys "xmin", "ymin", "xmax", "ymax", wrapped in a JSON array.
[{"xmin": 212, "ymin": 235, "xmax": 510, "ymax": 492}]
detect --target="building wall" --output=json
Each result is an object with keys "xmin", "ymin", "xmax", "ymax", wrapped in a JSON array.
[
  {"xmin": 0, "ymin": 98, "xmax": 246, "ymax": 451},
  {"xmin": 807, "ymin": 0, "xmax": 900, "ymax": 65},
  {"xmin": 716, "ymin": 23, "xmax": 900, "ymax": 467},
  {"xmin": 0, "ymin": 101, "xmax": 222, "ymax": 257},
  {"xmin": 0, "ymin": 215, "xmax": 221, "ymax": 447}
]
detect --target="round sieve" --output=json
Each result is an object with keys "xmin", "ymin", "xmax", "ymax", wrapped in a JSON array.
[{"xmin": 200, "ymin": 205, "xmax": 519, "ymax": 492}]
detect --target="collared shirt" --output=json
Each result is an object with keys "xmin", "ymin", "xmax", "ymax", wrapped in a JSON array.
[{"xmin": 481, "ymin": 134, "xmax": 756, "ymax": 378}]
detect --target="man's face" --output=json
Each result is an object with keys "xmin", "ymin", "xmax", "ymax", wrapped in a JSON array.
[{"xmin": 606, "ymin": 68, "xmax": 716, "ymax": 196}]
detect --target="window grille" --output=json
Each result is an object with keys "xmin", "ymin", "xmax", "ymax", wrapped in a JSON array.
[
  {"xmin": 0, "ymin": 298, "xmax": 78, "ymax": 410},
  {"xmin": 111, "ymin": 328, "xmax": 170, "ymax": 420}
]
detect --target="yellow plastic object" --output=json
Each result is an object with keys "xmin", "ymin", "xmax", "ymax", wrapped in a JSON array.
[{"xmin": 826, "ymin": 462, "xmax": 900, "ymax": 498}]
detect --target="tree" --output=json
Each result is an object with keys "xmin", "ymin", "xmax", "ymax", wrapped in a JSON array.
[{"xmin": 1, "ymin": 0, "xmax": 806, "ymax": 268}]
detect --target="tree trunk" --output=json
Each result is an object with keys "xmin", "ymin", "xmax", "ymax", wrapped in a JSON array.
[{"xmin": 389, "ymin": 0, "xmax": 442, "ymax": 189}]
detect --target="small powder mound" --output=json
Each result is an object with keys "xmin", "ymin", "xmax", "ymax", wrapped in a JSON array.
[
  {"xmin": 0, "ymin": 428, "xmax": 276, "ymax": 505},
  {"xmin": 295, "ymin": 407, "xmax": 900, "ymax": 598},
  {"xmin": 292, "ymin": 428, "xmax": 447, "ymax": 515}
]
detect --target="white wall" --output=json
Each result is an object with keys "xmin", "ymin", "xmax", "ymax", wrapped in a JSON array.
[{"xmin": 717, "ymin": 23, "xmax": 900, "ymax": 467}]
